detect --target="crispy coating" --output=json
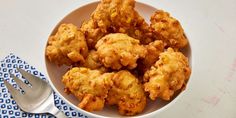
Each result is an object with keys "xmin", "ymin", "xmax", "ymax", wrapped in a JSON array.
[
  {"xmin": 150, "ymin": 10, "xmax": 188, "ymax": 49},
  {"xmin": 106, "ymin": 70, "xmax": 146, "ymax": 116},
  {"xmin": 143, "ymin": 48, "xmax": 191, "ymax": 101},
  {"xmin": 62, "ymin": 67, "xmax": 114, "ymax": 111},
  {"xmin": 80, "ymin": 18, "xmax": 106, "ymax": 49},
  {"xmin": 138, "ymin": 40, "xmax": 164, "ymax": 74},
  {"xmin": 80, "ymin": 0, "xmax": 151, "ymax": 49},
  {"xmin": 46, "ymin": 24, "xmax": 88, "ymax": 66},
  {"xmin": 81, "ymin": 50, "xmax": 101, "ymax": 69},
  {"xmin": 95, "ymin": 33, "xmax": 147, "ymax": 70},
  {"xmin": 80, "ymin": 50, "xmax": 107, "ymax": 72}
]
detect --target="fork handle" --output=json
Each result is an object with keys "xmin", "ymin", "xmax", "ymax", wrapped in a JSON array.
[{"xmin": 48, "ymin": 105, "xmax": 67, "ymax": 118}]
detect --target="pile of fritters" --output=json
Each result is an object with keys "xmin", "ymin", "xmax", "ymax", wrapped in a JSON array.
[{"xmin": 46, "ymin": 0, "xmax": 191, "ymax": 116}]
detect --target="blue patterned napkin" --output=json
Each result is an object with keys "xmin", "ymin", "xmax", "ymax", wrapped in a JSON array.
[{"xmin": 0, "ymin": 54, "xmax": 87, "ymax": 118}]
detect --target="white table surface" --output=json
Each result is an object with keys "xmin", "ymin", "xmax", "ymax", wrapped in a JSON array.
[{"xmin": 1, "ymin": 0, "xmax": 236, "ymax": 118}]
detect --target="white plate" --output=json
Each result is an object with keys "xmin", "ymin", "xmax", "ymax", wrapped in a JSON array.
[
  {"xmin": 44, "ymin": 1, "xmax": 192, "ymax": 118},
  {"xmin": 1, "ymin": 0, "xmax": 235, "ymax": 118}
]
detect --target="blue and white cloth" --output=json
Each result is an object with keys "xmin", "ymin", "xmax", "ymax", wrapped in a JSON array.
[{"xmin": 0, "ymin": 54, "xmax": 87, "ymax": 118}]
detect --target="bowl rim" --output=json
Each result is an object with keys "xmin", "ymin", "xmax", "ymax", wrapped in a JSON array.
[{"xmin": 43, "ymin": 1, "xmax": 194, "ymax": 117}]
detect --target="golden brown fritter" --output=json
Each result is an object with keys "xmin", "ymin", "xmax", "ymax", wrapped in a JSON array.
[
  {"xmin": 80, "ymin": 50, "xmax": 101, "ymax": 69},
  {"xmin": 107, "ymin": 0, "xmax": 152, "ymax": 44},
  {"xmin": 95, "ymin": 33, "xmax": 147, "ymax": 70},
  {"xmin": 143, "ymin": 48, "xmax": 191, "ymax": 101},
  {"xmin": 106, "ymin": 70, "xmax": 146, "ymax": 116},
  {"xmin": 62, "ymin": 67, "xmax": 114, "ymax": 111},
  {"xmin": 80, "ymin": 50, "xmax": 107, "ymax": 72},
  {"xmin": 80, "ymin": 19, "xmax": 106, "ymax": 49},
  {"xmin": 46, "ymin": 24, "xmax": 88, "ymax": 66},
  {"xmin": 150, "ymin": 10, "xmax": 188, "ymax": 49},
  {"xmin": 80, "ymin": 0, "xmax": 151, "ymax": 49},
  {"xmin": 138, "ymin": 40, "xmax": 164, "ymax": 74}
]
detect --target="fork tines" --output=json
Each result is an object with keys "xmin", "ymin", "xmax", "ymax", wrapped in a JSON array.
[{"xmin": 4, "ymin": 68, "xmax": 39, "ymax": 101}]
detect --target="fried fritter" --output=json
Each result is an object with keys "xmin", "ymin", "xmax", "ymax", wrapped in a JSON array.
[
  {"xmin": 80, "ymin": 0, "xmax": 151, "ymax": 49},
  {"xmin": 143, "ymin": 48, "xmax": 191, "ymax": 101},
  {"xmin": 150, "ymin": 10, "xmax": 188, "ymax": 49},
  {"xmin": 46, "ymin": 24, "xmax": 88, "ymax": 66},
  {"xmin": 106, "ymin": 70, "xmax": 146, "ymax": 116},
  {"xmin": 62, "ymin": 67, "xmax": 114, "ymax": 111},
  {"xmin": 138, "ymin": 40, "xmax": 164, "ymax": 74},
  {"xmin": 80, "ymin": 18, "xmax": 106, "ymax": 49},
  {"xmin": 80, "ymin": 50, "xmax": 107, "ymax": 72},
  {"xmin": 95, "ymin": 33, "xmax": 147, "ymax": 70}
]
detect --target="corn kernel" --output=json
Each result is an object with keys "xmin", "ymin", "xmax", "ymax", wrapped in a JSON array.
[
  {"xmin": 111, "ymin": 12, "xmax": 117, "ymax": 18},
  {"xmin": 126, "ymin": 17, "xmax": 132, "ymax": 23},
  {"xmin": 135, "ymin": 30, "xmax": 141, "ymax": 35}
]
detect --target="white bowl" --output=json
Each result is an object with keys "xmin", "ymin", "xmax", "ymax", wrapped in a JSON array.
[{"xmin": 44, "ymin": 1, "xmax": 192, "ymax": 118}]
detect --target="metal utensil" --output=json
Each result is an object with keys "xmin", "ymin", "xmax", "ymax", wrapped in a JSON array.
[{"xmin": 3, "ymin": 68, "xmax": 67, "ymax": 118}]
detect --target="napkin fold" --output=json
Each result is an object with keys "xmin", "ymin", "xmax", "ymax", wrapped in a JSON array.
[{"xmin": 0, "ymin": 54, "xmax": 87, "ymax": 118}]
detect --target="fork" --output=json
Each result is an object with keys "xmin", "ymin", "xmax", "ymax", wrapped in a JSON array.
[{"xmin": 3, "ymin": 68, "xmax": 67, "ymax": 118}]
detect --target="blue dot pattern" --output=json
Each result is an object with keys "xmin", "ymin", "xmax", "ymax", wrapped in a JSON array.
[{"xmin": 0, "ymin": 54, "xmax": 88, "ymax": 118}]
